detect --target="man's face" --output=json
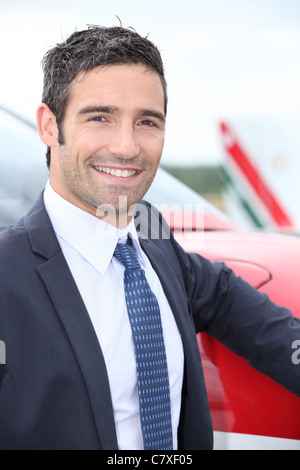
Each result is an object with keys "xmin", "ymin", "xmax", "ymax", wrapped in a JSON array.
[{"xmin": 49, "ymin": 64, "xmax": 166, "ymax": 226}]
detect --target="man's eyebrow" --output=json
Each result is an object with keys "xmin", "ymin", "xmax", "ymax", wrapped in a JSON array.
[
  {"xmin": 138, "ymin": 109, "xmax": 166, "ymax": 123},
  {"xmin": 77, "ymin": 105, "xmax": 120, "ymax": 116}
]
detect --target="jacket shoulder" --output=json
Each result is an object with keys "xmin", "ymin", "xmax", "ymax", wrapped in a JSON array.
[
  {"xmin": 0, "ymin": 220, "xmax": 35, "ymax": 279},
  {"xmin": 0, "ymin": 218, "xmax": 28, "ymax": 251}
]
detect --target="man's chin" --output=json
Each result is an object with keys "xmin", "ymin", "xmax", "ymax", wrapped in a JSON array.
[{"xmin": 95, "ymin": 198, "xmax": 137, "ymax": 228}]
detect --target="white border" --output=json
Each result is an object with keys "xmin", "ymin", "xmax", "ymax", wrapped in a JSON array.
[{"xmin": 214, "ymin": 431, "xmax": 300, "ymax": 450}]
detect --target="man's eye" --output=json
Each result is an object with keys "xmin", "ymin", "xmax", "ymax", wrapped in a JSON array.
[
  {"xmin": 89, "ymin": 116, "xmax": 107, "ymax": 122},
  {"xmin": 139, "ymin": 120, "xmax": 156, "ymax": 127}
]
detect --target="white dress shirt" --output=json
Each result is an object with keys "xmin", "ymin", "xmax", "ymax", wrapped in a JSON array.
[{"xmin": 43, "ymin": 182, "xmax": 184, "ymax": 450}]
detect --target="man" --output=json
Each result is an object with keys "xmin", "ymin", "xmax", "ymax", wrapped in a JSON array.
[{"xmin": 0, "ymin": 26, "xmax": 299, "ymax": 450}]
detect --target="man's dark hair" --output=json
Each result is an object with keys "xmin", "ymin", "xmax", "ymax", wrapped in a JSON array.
[{"xmin": 41, "ymin": 25, "xmax": 168, "ymax": 168}]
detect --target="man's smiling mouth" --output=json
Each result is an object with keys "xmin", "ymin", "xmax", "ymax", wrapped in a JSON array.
[{"xmin": 93, "ymin": 166, "xmax": 139, "ymax": 178}]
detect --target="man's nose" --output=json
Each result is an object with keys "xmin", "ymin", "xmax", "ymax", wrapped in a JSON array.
[{"xmin": 108, "ymin": 123, "xmax": 140, "ymax": 159}]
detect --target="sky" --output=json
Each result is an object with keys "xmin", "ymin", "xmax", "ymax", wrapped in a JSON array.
[{"xmin": 1, "ymin": 0, "xmax": 300, "ymax": 167}]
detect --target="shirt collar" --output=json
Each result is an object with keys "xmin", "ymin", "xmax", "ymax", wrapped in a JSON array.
[{"xmin": 43, "ymin": 181, "xmax": 145, "ymax": 275}]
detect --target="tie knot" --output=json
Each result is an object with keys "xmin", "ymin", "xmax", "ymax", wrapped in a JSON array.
[{"xmin": 114, "ymin": 243, "xmax": 141, "ymax": 270}]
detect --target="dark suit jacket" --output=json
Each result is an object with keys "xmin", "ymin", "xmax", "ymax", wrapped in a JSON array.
[{"xmin": 0, "ymin": 194, "xmax": 299, "ymax": 450}]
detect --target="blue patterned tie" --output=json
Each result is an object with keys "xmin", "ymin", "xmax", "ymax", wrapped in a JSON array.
[{"xmin": 114, "ymin": 240, "xmax": 173, "ymax": 450}]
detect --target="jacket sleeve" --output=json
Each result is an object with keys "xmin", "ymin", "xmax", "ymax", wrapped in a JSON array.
[{"xmin": 171, "ymin": 238, "xmax": 300, "ymax": 397}]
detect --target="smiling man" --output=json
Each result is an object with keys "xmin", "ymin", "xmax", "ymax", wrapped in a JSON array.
[
  {"xmin": 0, "ymin": 26, "xmax": 299, "ymax": 451},
  {"xmin": 38, "ymin": 62, "xmax": 166, "ymax": 226}
]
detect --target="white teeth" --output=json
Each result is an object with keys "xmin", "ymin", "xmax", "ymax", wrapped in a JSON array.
[{"xmin": 95, "ymin": 166, "xmax": 137, "ymax": 178}]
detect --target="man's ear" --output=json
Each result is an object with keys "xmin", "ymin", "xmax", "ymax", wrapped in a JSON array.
[{"xmin": 36, "ymin": 103, "xmax": 59, "ymax": 147}]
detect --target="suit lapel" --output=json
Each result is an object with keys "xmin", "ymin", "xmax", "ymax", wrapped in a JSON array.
[
  {"xmin": 135, "ymin": 201, "xmax": 189, "ymax": 333},
  {"xmin": 139, "ymin": 237, "xmax": 191, "ymax": 340},
  {"xmin": 24, "ymin": 194, "xmax": 118, "ymax": 450}
]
